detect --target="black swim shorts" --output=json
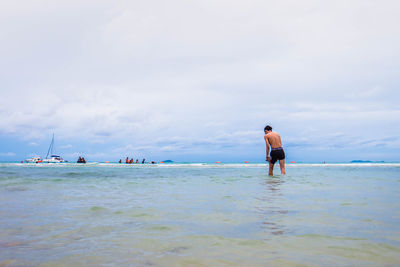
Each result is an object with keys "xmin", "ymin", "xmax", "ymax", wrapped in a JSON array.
[{"xmin": 270, "ymin": 148, "xmax": 285, "ymax": 164}]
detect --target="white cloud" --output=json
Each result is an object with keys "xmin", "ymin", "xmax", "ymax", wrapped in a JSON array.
[{"xmin": 0, "ymin": 0, "xmax": 399, "ymax": 160}]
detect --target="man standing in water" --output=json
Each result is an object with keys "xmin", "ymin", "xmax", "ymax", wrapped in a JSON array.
[{"xmin": 264, "ymin": 125, "xmax": 286, "ymax": 175}]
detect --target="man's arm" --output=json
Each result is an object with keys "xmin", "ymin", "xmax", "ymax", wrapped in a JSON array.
[{"xmin": 264, "ymin": 135, "xmax": 270, "ymax": 162}]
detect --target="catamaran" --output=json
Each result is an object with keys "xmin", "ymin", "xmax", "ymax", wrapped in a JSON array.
[{"xmin": 42, "ymin": 134, "xmax": 65, "ymax": 163}]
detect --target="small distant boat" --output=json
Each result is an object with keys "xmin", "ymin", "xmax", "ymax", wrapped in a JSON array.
[
  {"xmin": 42, "ymin": 134, "xmax": 65, "ymax": 163},
  {"xmin": 25, "ymin": 156, "xmax": 42, "ymax": 163}
]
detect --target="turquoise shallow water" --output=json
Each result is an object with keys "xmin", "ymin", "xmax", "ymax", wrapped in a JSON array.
[{"xmin": 1, "ymin": 163, "xmax": 400, "ymax": 266}]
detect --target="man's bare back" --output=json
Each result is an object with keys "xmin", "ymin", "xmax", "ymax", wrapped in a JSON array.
[
  {"xmin": 264, "ymin": 132, "xmax": 283, "ymax": 149},
  {"xmin": 264, "ymin": 125, "xmax": 286, "ymax": 176}
]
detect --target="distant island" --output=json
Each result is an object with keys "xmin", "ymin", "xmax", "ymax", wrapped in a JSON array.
[
  {"xmin": 351, "ymin": 160, "xmax": 385, "ymax": 163},
  {"xmin": 162, "ymin": 160, "xmax": 174, "ymax": 163}
]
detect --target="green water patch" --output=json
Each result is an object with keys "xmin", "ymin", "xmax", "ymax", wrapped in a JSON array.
[
  {"xmin": 123, "ymin": 207, "xmax": 161, "ymax": 221},
  {"xmin": 90, "ymin": 206, "xmax": 108, "ymax": 212}
]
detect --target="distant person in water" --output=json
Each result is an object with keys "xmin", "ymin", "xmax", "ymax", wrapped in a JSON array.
[
  {"xmin": 119, "ymin": 159, "xmax": 122, "ymax": 164},
  {"xmin": 125, "ymin": 157, "xmax": 129, "ymax": 164},
  {"xmin": 136, "ymin": 159, "xmax": 139, "ymax": 164},
  {"xmin": 264, "ymin": 125, "xmax": 286, "ymax": 176},
  {"xmin": 142, "ymin": 159, "xmax": 145, "ymax": 164}
]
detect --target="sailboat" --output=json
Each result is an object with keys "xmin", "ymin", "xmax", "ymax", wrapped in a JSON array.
[{"xmin": 42, "ymin": 134, "xmax": 65, "ymax": 163}]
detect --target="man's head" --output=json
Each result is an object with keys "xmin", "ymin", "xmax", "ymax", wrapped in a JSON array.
[{"xmin": 264, "ymin": 125, "xmax": 272, "ymax": 133}]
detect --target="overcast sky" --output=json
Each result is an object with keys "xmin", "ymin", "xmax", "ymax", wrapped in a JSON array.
[{"xmin": 1, "ymin": 0, "xmax": 399, "ymax": 162}]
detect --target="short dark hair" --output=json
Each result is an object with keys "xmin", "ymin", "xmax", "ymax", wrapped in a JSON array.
[{"xmin": 264, "ymin": 125, "xmax": 272, "ymax": 131}]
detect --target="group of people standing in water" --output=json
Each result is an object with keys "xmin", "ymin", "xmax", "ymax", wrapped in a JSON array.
[
  {"xmin": 77, "ymin": 156, "xmax": 86, "ymax": 163},
  {"xmin": 75, "ymin": 156, "xmax": 155, "ymax": 164},
  {"xmin": 119, "ymin": 157, "xmax": 156, "ymax": 164}
]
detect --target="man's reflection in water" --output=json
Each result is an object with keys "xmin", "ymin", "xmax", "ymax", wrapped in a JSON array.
[{"xmin": 255, "ymin": 177, "xmax": 289, "ymax": 237}]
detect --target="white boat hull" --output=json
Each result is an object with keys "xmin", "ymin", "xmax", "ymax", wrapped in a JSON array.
[
  {"xmin": 43, "ymin": 155, "xmax": 65, "ymax": 163},
  {"xmin": 25, "ymin": 156, "xmax": 42, "ymax": 163}
]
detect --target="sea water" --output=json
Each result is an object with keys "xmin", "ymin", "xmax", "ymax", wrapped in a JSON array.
[{"xmin": 0, "ymin": 163, "xmax": 399, "ymax": 266}]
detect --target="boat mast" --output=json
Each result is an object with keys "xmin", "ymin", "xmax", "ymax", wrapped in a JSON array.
[{"xmin": 46, "ymin": 133, "xmax": 54, "ymax": 159}]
